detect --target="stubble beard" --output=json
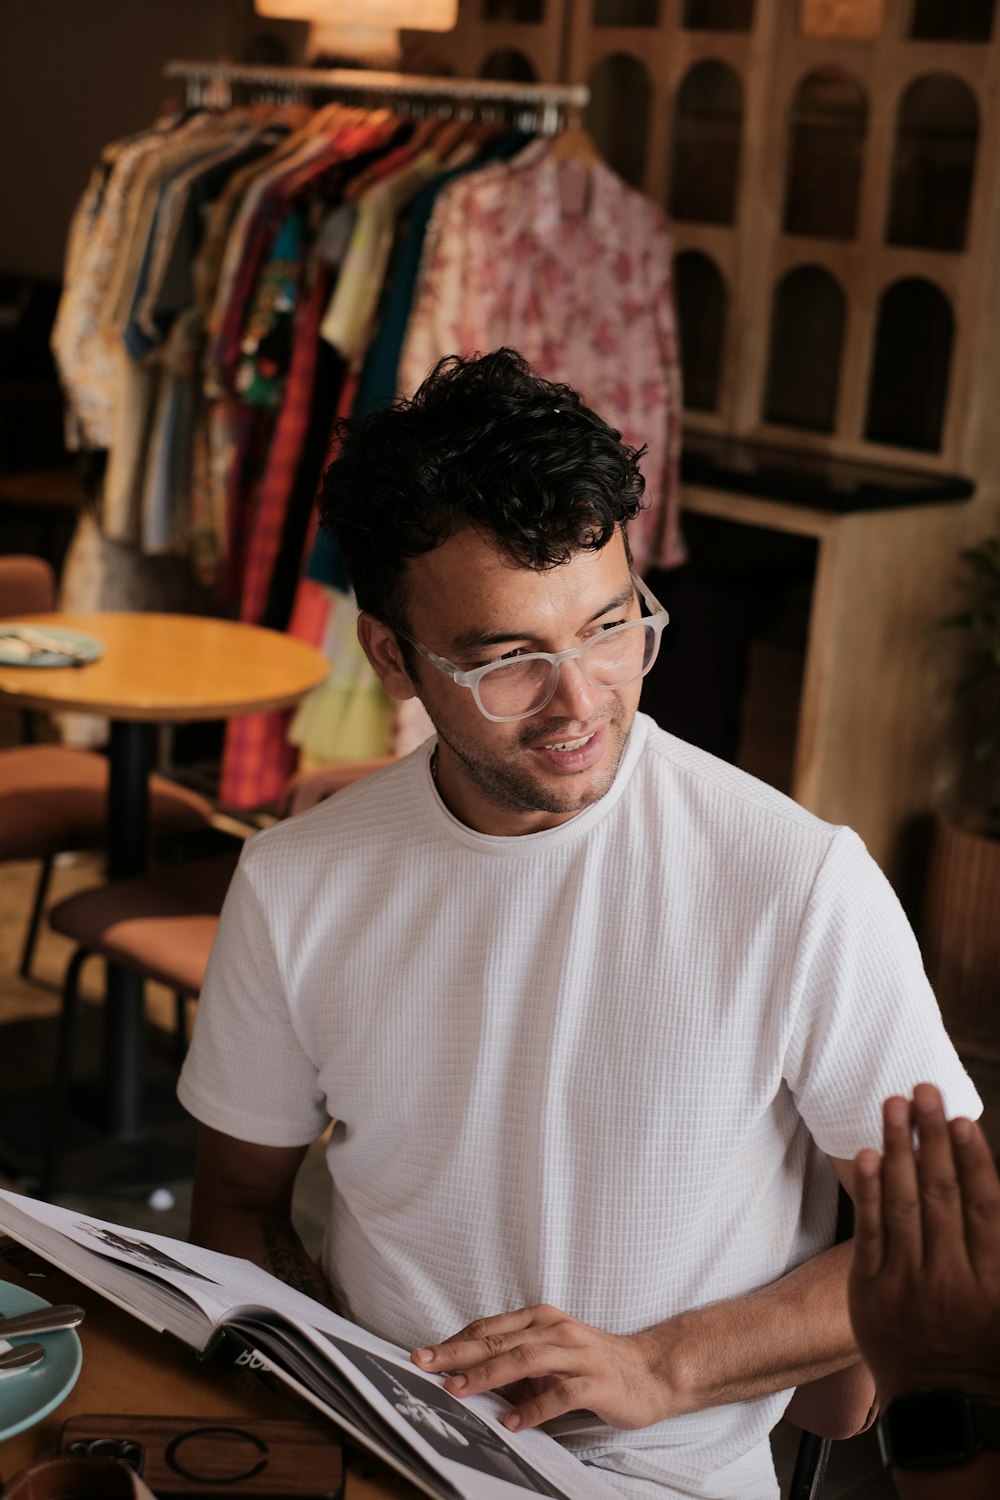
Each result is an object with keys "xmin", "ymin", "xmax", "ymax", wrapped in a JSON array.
[{"xmin": 436, "ymin": 705, "xmax": 632, "ymax": 819}]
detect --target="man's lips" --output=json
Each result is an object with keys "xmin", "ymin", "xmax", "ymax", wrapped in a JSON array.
[
  {"xmin": 540, "ymin": 732, "xmax": 594, "ymax": 752},
  {"xmin": 523, "ymin": 726, "xmax": 600, "ymax": 751},
  {"xmin": 524, "ymin": 726, "xmax": 608, "ymax": 769}
]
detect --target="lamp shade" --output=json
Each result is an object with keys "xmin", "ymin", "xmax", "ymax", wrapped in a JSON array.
[{"xmin": 254, "ymin": 0, "xmax": 457, "ymax": 27}]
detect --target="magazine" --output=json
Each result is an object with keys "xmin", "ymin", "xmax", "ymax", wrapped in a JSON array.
[{"xmin": 0, "ymin": 1189, "xmax": 624, "ymax": 1500}]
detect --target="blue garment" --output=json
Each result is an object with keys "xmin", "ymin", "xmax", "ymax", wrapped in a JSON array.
[{"xmin": 306, "ymin": 133, "xmax": 531, "ymax": 591}]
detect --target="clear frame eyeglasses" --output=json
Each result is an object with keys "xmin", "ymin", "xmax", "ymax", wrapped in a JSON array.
[{"xmin": 393, "ymin": 572, "xmax": 670, "ymax": 723}]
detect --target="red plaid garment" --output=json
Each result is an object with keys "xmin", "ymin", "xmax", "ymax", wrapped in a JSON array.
[
  {"xmin": 218, "ymin": 361, "xmax": 361, "ymax": 810},
  {"xmin": 239, "ymin": 260, "xmax": 330, "ymax": 626},
  {"xmin": 219, "ymin": 704, "xmax": 298, "ymax": 811},
  {"xmin": 220, "ymin": 401, "xmax": 272, "ymax": 606}
]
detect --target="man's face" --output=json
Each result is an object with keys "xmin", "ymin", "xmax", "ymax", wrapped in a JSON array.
[{"xmin": 364, "ymin": 528, "xmax": 644, "ymax": 836}]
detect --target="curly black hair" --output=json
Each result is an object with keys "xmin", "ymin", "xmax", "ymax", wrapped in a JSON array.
[{"xmin": 318, "ymin": 348, "xmax": 647, "ymax": 631}]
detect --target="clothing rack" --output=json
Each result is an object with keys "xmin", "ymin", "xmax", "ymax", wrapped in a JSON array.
[{"xmin": 164, "ymin": 60, "xmax": 589, "ymax": 136}]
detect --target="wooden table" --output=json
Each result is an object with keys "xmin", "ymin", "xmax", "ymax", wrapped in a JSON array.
[
  {"xmin": 0, "ymin": 612, "xmax": 327, "ymax": 1147},
  {"xmin": 0, "ymin": 1245, "xmax": 412, "ymax": 1498}
]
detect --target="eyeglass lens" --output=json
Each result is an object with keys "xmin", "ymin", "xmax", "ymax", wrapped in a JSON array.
[{"xmin": 476, "ymin": 620, "xmax": 658, "ymax": 718}]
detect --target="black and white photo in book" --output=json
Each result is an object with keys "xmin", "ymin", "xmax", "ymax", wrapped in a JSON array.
[
  {"xmin": 323, "ymin": 1337, "xmax": 576, "ymax": 1500},
  {"xmin": 73, "ymin": 1221, "xmax": 219, "ymax": 1283}
]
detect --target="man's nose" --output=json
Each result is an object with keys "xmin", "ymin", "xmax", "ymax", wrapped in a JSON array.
[{"xmin": 547, "ymin": 654, "xmax": 598, "ymax": 721}]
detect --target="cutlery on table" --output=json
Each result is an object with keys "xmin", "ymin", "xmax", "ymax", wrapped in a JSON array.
[
  {"xmin": 0, "ymin": 627, "xmax": 90, "ymax": 665},
  {"xmin": 0, "ymin": 1303, "xmax": 85, "ymax": 1339},
  {"xmin": 0, "ymin": 1341, "xmax": 45, "ymax": 1373}
]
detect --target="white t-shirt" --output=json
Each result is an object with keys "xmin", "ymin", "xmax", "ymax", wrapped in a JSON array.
[{"xmin": 179, "ymin": 714, "xmax": 980, "ymax": 1499}]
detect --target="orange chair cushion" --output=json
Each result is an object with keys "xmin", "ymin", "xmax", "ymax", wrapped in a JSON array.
[
  {"xmin": 0, "ymin": 745, "xmax": 213, "ymax": 860},
  {"xmin": 47, "ymin": 852, "xmax": 239, "ymax": 997},
  {"xmin": 0, "ymin": 554, "xmax": 55, "ymax": 614}
]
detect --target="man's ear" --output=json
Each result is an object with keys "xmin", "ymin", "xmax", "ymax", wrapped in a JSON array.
[{"xmin": 358, "ymin": 612, "xmax": 418, "ymax": 702}]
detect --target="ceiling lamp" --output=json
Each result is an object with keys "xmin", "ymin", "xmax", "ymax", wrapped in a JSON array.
[
  {"xmin": 254, "ymin": 0, "xmax": 457, "ymax": 64},
  {"xmin": 254, "ymin": 1, "xmax": 457, "ymax": 22}
]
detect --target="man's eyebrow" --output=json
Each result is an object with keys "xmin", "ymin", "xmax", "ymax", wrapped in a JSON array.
[{"xmin": 449, "ymin": 585, "xmax": 636, "ymax": 655}]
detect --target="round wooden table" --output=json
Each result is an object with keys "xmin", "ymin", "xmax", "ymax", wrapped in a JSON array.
[
  {"xmin": 0, "ymin": 612, "xmax": 328, "ymax": 724},
  {"xmin": 0, "ymin": 612, "xmax": 328, "ymax": 1148}
]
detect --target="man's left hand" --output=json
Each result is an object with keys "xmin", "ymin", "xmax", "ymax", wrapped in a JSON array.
[{"xmin": 411, "ymin": 1303, "xmax": 668, "ymax": 1431}]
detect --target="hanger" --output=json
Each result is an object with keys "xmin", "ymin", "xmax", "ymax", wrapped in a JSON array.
[{"xmin": 546, "ymin": 125, "xmax": 603, "ymax": 167}]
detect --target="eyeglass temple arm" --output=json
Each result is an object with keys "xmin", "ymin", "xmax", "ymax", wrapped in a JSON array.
[
  {"xmin": 631, "ymin": 571, "xmax": 669, "ymax": 621},
  {"xmin": 392, "ymin": 623, "xmax": 463, "ymax": 679}
]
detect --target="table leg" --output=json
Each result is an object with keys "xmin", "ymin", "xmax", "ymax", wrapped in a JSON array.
[{"xmin": 102, "ymin": 720, "xmax": 154, "ymax": 1140}]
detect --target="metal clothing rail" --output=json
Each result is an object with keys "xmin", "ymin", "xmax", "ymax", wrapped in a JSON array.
[{"xmin": 164, "ymin": 59, "xmax": 589, "ymax": 134}]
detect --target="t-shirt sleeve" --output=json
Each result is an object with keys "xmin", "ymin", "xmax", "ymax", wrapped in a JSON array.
[
  {"xmin": 783, "ymin": 826, "xmax": 982, "ymax": 1160},
  {"xmin": 177, "ymin": 846, "xmax": 329, "ymax": 1147}
]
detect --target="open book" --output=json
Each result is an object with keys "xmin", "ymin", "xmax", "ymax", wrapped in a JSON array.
[{"xmin": 0, "ymin": 1189, "xmax": 624, "ymax": 1500}]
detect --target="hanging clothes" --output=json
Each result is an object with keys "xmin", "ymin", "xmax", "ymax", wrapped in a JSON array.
[{"xmin": 52, "ymin": 81, "xmax": 684, "ymax": 806}]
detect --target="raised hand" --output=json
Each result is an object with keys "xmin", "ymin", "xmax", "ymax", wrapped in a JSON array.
[{"xmin": 848, "ymin": 1082, "xmax": 1000, "ymax": 1406}]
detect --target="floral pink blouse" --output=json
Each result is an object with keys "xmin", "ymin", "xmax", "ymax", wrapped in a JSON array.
[{"xmin": 398, "ymin": 149, "xmax": 685, "ymax": 574}]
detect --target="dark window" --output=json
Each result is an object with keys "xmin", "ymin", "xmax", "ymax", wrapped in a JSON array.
[
  {"xmin": 675, "ymin": 252, "xmax": 727, "ymax": 412},
  {"xmin": 482, "ymin": 0, "xmax": 544, "ymax": 20},
  {"xmin": 669, "ymin": 61, "xmax": 743, "ymax": 223},
  {"xmin": 585, "ymin": 55, "xmax": 651, "ymax": 186},
  {"xmin": 683, "ymin": 0, "xmax": 755, "ymax": 28},
  {"xmin": 479, "ymin": 48, "xmax": 538, "ymax": 81},
  {"xmin": 886, "ymin": 74, "xmax": 978, "ymax": 251},
  {"xmin": 763, "ymin": 266, "xmax": 845, "ymax": 431},
  {"xmin": 783, "ymin": 69, "xmax": 867, "ymax": 239},
  {"xmin": 911, "ymin": 0, "xmax": 994, "ymax": 40},
  {"xmin": 864, "ymin": 278, "xmax": 953, "ymax": 451},
  {"xmin": 593, "ymin": 0, "xmax": 660, "ymax": 21}
]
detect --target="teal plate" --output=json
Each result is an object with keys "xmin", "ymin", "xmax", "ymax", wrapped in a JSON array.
[
  {"xmin": 0, "ymin": 1284, "xmax": 83, "ymax": 1440},
  {"xmin": 0, "ymin": 625, "xmax": 104, "ymax": 668}
]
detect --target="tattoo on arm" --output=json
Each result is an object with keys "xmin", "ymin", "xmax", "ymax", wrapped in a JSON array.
[{"xmin": 262, "ymin": 1220, "xmax": 333, "ymax": 1306}]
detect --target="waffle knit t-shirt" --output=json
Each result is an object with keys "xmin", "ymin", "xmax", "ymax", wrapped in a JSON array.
[{"xmin": 178, "ymin": 713, "xmax": 981, "ymax": 1499}]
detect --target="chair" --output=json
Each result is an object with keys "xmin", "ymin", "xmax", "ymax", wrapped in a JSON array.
[
  {"xmin": 0, "ymin": 553, "xmax": 55, "ymax": 617},
  {"xmin": 40, "ymin": 758, "xmax": 389, "ymax": 1199},
  {"xmin": 0, "ymin": 555, "xmax": 215, "ymax": 978}
]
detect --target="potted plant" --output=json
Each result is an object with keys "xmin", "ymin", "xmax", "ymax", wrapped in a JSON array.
[{"xmin": 921, "ymin": 536, "xmax": 1000, "ymax": 1059}]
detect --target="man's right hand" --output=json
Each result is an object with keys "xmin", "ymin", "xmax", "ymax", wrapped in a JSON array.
[{"xmin": 848, "ymin": 1082, "xmax": 1000, "ymax": 1406}]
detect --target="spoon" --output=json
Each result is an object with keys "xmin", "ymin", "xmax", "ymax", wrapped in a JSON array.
[
  {"xmin": 0, "ymin": 1342, "xmax": 45, "ymax": 1373},
  {"xmin": 0, "ymin": 1304, "xmax": 85, "ymax": 1340}
]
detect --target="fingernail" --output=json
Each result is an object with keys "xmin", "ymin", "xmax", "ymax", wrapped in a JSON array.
[
  {"xmin": 414, "ymin": 1348, "xmax": 434, "ymax": 1363},
  {"xmin": 913, "ymin": 1083, "xmax": 937, "ymax": 1112},
  {"xmin": 886, "ymin": 1097, "xmax": 910, "ymax": 1127},
  {"xmin": 504, "ymin": 1414, "xmax": 521, "ymax": 1430},
  {"xmin": 447, "ymin": 1373, "xmax": 467, "ymax": 1390}
]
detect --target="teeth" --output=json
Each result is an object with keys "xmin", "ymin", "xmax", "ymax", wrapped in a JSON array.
[{"xmin": 545, "ymin": 735, "xmax": 591, "ymax": 751}]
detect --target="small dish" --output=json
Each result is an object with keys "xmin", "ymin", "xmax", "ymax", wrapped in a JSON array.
[
  {"xmin": 0, "ymin": 625, "xmax": 104, "ymax": 669},
  {"xmin": 0, "ymin": 1284, "xmax": 83, "ymax": 1440}
]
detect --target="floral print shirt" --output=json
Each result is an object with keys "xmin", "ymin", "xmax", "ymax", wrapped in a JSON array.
[{"xmin": 399, "ymin": 149, "xmax": 685, "ymax": 573}]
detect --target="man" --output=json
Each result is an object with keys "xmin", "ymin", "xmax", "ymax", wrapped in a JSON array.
[{"xmin": 179, "ymin": 348, "xmax": 980, "ymax": 1499}]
